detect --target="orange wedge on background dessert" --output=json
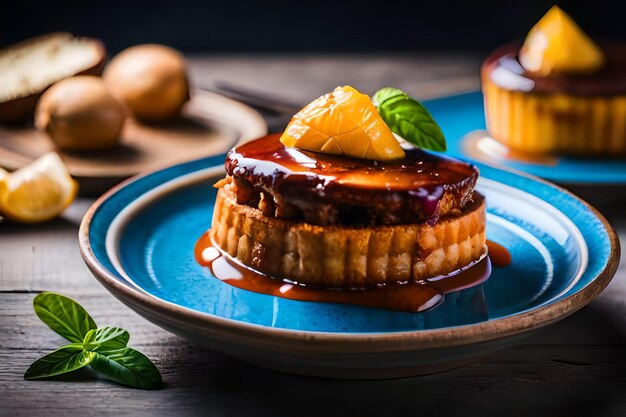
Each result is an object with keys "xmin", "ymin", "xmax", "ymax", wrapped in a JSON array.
[
  {"xmin": 280, "ymin": 85, "xmax": 405, "ymax": 161},
  {"xmin": 0, "ymin": 153, "xmax": 78, "ymax": 223},
  {"xmin": 519, "ymin": 5, "xmax": 605, "ymax": 75}
]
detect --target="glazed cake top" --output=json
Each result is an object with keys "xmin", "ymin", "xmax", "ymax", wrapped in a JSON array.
[{"xmin": 224, "ymin": 134, "xmax": 479, "ymax": 226}]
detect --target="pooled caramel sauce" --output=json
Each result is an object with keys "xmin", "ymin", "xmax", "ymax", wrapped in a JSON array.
[
  {"xmin": 486, "ymin": 240, "xmax": 512, "ymax": 267},
  {"xmin": 195, "ymin": 232, "xmax": 498, "ymax": 313},
  {"xmin": 482, "ymin": 42, "xmax": 626, "ymax": 95}
]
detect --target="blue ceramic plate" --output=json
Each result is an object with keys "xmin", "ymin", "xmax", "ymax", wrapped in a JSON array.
[
  {"xmin": 79, "ymin": 153, "xmax": 619, "ymax": 379},
  {"xmin": 427, "ymin": 91, "xmax": 626, "ymax": 185}
]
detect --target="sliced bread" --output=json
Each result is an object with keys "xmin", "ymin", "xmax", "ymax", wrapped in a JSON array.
[{"xmin": 0, "ymin": 32, "xmax": 106, "ymax": 122}]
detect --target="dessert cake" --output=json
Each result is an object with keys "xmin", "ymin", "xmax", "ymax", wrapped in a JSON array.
[
  {"xmin": 482, "ymin": 6, "xmax": 626, "ymax": 155},
  {"xmin": 209, "ymin": 86, "xmax": 487, "ymax": 290}
]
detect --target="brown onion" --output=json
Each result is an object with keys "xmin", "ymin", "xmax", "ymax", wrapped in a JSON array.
[
  {"xmin": 35, "ymin": 76, "xmax": 126, "ymax": 151},
  {"xmin": 103, "ymin": 44, "xmax": 190, "ymax": 120}
]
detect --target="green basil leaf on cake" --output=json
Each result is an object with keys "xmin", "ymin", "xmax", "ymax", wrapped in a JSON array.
[
  {"xmin": 372, "ymin": 87, "xmax": 405, "ymax": 108},
  {"xmin": 373, "ymin": 87, "xmax": 447, "ymax": 152}
]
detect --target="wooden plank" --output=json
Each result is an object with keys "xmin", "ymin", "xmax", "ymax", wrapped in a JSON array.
[
  {"xmin": 188, "ymin": 54, "xmax": 483, "ymax": 104},
  {"xmin": 1, "ymin": 342, "xmax": 625, "ymax": 415},
  {"xmin": 2, "ymin": 290, "xmax": 626, "ymax": 372},
  {"xmin": 2, "ymin": 279, "xmax": 626, "ymax": 351},
  {"xmin": 0, "ymin": 293, "xmax": 171, "ymax": 350},
  {"xmin": 0, "ymin": 200, "xmax": 100, "ymax": 293}
]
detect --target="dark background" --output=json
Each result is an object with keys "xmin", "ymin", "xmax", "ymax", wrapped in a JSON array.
[{"xmin": 1, "ymin": 0, "xmax": 624, "ymax": 53}]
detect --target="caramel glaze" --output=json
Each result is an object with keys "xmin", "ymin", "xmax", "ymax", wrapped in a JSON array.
[
  {"xmin": 225, "ymin": 134, "xmax": 479, "ymax": 226},
  {"xmin": 196, "ymin": 232, "xmax": 495, "ymax": 313},
  {"xmin": 482, "ymin": 42, "xmax": 626, "ymax": 95}
]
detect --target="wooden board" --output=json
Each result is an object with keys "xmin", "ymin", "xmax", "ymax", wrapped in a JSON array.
[{"xmin": 0, "ymin": 90, "xmax": 266, "ymax": 194}]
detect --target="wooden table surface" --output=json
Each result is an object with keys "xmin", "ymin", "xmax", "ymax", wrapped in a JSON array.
[{"xmin": 1, "ymin": 55, "xmax": 625, "ymax": 417}]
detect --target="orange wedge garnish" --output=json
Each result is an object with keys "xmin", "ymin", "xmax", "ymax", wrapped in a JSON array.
[{"xmin": 280, "ymin": 86, "xmax": 405, "ymax": 161}]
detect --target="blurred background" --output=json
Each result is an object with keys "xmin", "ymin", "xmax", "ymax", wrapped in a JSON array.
[{"xmin": 1, "ymin": 0, "xmax": 624, "ymax": 53}]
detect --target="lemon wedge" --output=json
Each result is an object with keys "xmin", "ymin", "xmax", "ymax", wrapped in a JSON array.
[
  {"xmin": 0, "ymin": 153, "xmax": 78, "ymax": 223},
  {"xmin": 280, "ymin": 86, "xmax": 405, "ymax": 161},
  {"xmin": 519, "ymin": 6, "xmax": 604, "ymax": 75}
]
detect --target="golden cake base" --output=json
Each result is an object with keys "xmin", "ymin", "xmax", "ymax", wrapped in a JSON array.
[
  {"xmin": 483, "ymin": 79, "xmax": 626, "ymax": 155},
  {"xmin": 210, "ymin": 185, "xmax": 486, "ymax": 288}
]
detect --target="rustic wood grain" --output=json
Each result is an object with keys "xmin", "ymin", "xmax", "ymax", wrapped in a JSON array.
[
  {"xmin": 1, "ymin": 55, "xmax": 625, "ymax": 417},
  {"xmin": 2, "ymin": 292, "xmax": 626, "ymax": 417},
  {"xmin": 188, "ymin": 53, "xmax": 484, "ymax": 104}
]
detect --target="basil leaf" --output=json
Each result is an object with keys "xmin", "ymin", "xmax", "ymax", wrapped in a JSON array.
[
  {"xmin": 90, "ymin": 347, "xmax": 162, "ymax": 390},
  {"xmin": 372, "ymin": 87, "xmax": 405, "ymax": 108},
  {"xmin": 33, "ymin": 292, "xmax": 97, "ymax": 343},
  {"xmin": 28, "ymin": 292, "xmax": 161, "ymax": 390},
  {"xmin": 83, "ymin": 327, "xmax": 130, "ymax": 351},
  {"xmin": 24, "ymin": 344, "xmax": 94, "ymax": 380},
  {"xmin": 373, "ymin": 87, "xmax": 447, "ymax": 152}
]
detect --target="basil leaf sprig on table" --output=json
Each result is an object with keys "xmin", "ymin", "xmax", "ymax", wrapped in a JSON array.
[
  {"xmin": 373, "ymin": 87, "xmax": 447, "ymax": 152},
  {"xmin": 25, "ymin": 292, "xmax": 162, "ymax": 390}
]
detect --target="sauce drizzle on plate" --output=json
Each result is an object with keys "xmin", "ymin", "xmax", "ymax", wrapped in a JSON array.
[
  {"xmin": 195, "ymin": 232, "xmax": 505, "ymax": 312},
  {"xmin": 486, "ymin": 239, "xmax": 512, "ymax": 267}
]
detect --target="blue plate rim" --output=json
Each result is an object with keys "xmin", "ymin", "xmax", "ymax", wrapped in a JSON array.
[{"xmin": 78, "ymin": 151, "xmax": 620, "ymax": 352}]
